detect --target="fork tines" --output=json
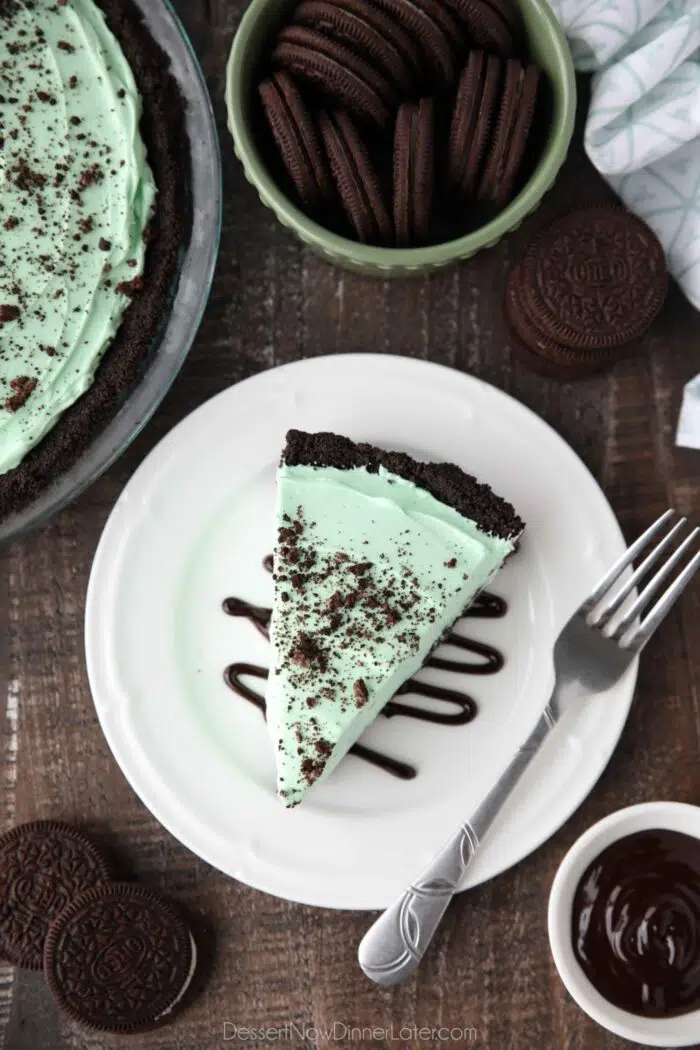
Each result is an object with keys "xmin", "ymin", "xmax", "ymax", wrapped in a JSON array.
[{"xmin": 580, "ymin": 509, "xmax": 700, "ymax": 653}]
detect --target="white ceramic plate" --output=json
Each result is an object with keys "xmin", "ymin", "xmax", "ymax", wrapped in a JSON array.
[{"xmin": 85, "ymin": 354, "xmax": 638, "ymax": 909}]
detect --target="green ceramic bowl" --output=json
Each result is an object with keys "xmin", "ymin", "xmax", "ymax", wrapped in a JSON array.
[{"xmin": 226, "ymin": 0, "xmax": 576, "ymax": 276}]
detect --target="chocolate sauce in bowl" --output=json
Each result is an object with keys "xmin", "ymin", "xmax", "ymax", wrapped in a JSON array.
[
  {"xmin": 221, "ymin": 554, "xmax": 508, "ymax": 780},
  {"xmin": 572, "ymin": 829, "xmax": 700, "ymax": 1017}
]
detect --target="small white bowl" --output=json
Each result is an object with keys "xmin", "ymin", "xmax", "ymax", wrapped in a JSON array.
[{"xmin": 548, "ymin": 801, "xmax": 700, "ymax": 1047}]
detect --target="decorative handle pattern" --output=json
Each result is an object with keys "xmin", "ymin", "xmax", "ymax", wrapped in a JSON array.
[{"xmin": 358, "ymin": 701, "xmax": 558, "ymax": 985}]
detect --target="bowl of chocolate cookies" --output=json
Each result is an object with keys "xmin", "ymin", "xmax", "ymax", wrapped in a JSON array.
[
  {"xmin": 0, "ymin": 0, "xmax": 221, "ymax": 546},
  {"xmin": 227, "ymin": 0, "xmax": 575, "ymax": 274}
]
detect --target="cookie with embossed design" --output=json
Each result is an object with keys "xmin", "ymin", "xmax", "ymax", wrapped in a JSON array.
[
  {"xmin": 505, "ymin": 263, "xmax": 625, "ymax": 379},
  {"xmin": 443, "ymin": 0, "xmax": 517, "ymax": 56},
  {"xmin": 521, "ymin": 207, "xmax": 668, "ymax": 350},
  {"xmin": 291, "ymin": 0, "xmax": 423, "ymax": 98},
  {"xmin": 272, "ymin": 24, "xmax": 395, "ymax": 126},
  {"xmin": 259, "ymin": 72, "xmax": 334, "ymax": 212},
  {"xmin": 413, "ymin": 0, "xmax": 465, "ymax": 58},
  {"xmin": 448, "ymin": 51, "xmax": 502, "ymax": 197},
  {"xmin": 0, "ymin": 821, "xmax": 113, "ymax": 970},
  {"xmin": 478, "ymin": 58, "xmax": 537, "ymax": 205},
  {"xmin": 372, "ymin": 0, "xmax": 460, "ymax": 87},
  {"xmin": 44, "ymin": 882, "xmax": 197, "ymax": 1033},
  {"xmin": 493, "ymin": 63, "xmax": 540, "ymax": 206},
  {"xmin": 319, "ymin": 110, "xmax": 393, "ymax": 245},
  {"xmin": 393, "ymin": 98, "xmax": 435, "ymax": 246},
  {"xmin": 483, "ymin": 0, "xmax": 522, "ymax": 38}
]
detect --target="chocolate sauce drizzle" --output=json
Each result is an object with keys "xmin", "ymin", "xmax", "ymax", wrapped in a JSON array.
[
  {"xmin": 222, "ymin": 598, "xmax": 270, "ymax": 639},
  {"xmin": 223, "ymin": 556, "xmax": 507, "ymax": 780},
  {"xmin": 224, "ymin": 662, "xmax": 416, "ymax": 781}
]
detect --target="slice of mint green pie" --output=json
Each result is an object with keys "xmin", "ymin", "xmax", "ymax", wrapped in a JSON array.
[{"xmin": 266, "ymin": 430, "xmax": 525, "ymax": 807}]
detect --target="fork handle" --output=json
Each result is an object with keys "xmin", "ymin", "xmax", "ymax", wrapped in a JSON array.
[{"xmin": 358, "ymin": 700, "xmax": 559, "ymax": 986}]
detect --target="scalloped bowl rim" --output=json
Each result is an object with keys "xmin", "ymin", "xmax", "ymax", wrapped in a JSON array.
[{"xmin": 226, "ymin": 0, "xmax": 576, "ymax": 269}]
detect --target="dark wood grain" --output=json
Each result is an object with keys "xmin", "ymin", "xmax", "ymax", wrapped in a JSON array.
[{"xmin": 2, "ymin": 3, "xmax": 700, "ymax": 1049}]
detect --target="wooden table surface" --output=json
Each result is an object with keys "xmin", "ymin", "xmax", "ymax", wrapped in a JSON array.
[{"xmin": 3, "ymin": 3, "xmax": 700, "ymax": 1048}]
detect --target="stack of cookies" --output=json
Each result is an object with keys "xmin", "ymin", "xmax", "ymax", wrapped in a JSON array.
[
  {"xmin": 0, "ymin": 821, "xmax": 199, "ymax": 1034},
  {"xmin": 256, "ymin": 0, "xmax": 545, "ymax": 246},
  {"xmin": 505, "ymin": 207, "xmax": 669, "ymax": 378}
]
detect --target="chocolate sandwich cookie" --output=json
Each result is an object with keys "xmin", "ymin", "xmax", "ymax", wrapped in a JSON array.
[
  {"xmin": 372, "ymin": 0, "xmax": 459, "ymax": 88},
  {"xmin": 448, "ymin": 50, "xmax": 485, "ymax": 193},
  {"xmin": 478, "ymin": 59, "xmax": 539, "ymax": 206},
  {"xmin": 482, "ymin": 0, "xmax": 522, "ymax": 38},
  {"xmin": 505, "ymin": 264, "xmax": 622, "ymax": 378},
  {"xmin": 521, "ymin": 207, "xmax": 668, "ymax": 350},
  {"xmin": 393, "ymin": 99, "xmax": 435, "ymax": 246},
  {"xmin": 44, "ymin": 882, "xmax": 197, "ymax": 1034},
  {"xmin": 0, "ymin": 821, "xmax": 112, "ymax": 970},
  {"xmin": 272, "ymin": 25, "xmax": 395, "ymax": 126},
  {"xmin": 259, "ymin": 72, "xmax": 333, "ymax": 212},
  {"xmin": 443, "ymin": 0, "xmax": 516, "ymax": 57},
  {"xmin": 319, "ymin": 110, "xmax": 393, "ymax": 245},
  {"xmin": 448, "ymin": 51, "xmax": 502, "ymax": 197},
  {"xmin": 493, "ymin": 64, "xmax": 539, "ymax": 206},
  {"xmin": 292, "ymin": 0, "xmax": 422, "ymax": 97},
  {"xmin": 413, "ymin": 0, "xmax": 465, "ymax": 57}
]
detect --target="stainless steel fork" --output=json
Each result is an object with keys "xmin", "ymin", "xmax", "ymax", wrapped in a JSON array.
[{"xmin": 358, "ymin": 509, "xmax": 700, "ymax": 986}]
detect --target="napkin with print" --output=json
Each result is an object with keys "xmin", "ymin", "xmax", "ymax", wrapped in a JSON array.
[{"xmin": 546, "ymin": 0, "xmax": 700, "ymax": 446}]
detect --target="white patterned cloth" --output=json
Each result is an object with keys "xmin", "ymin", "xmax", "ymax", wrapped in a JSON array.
[{"xmin": 546, "ymin": 0, "xmax": 700, "ymax": 446}]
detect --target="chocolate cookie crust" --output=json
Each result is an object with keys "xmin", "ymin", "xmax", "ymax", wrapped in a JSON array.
[
  {"xmin": 283, "ymin": 429, "xmax": 524, "ymax": 540},
  {"xmin": 0, "ymin": 0, "xmax": 189, "ymax": 523}
]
